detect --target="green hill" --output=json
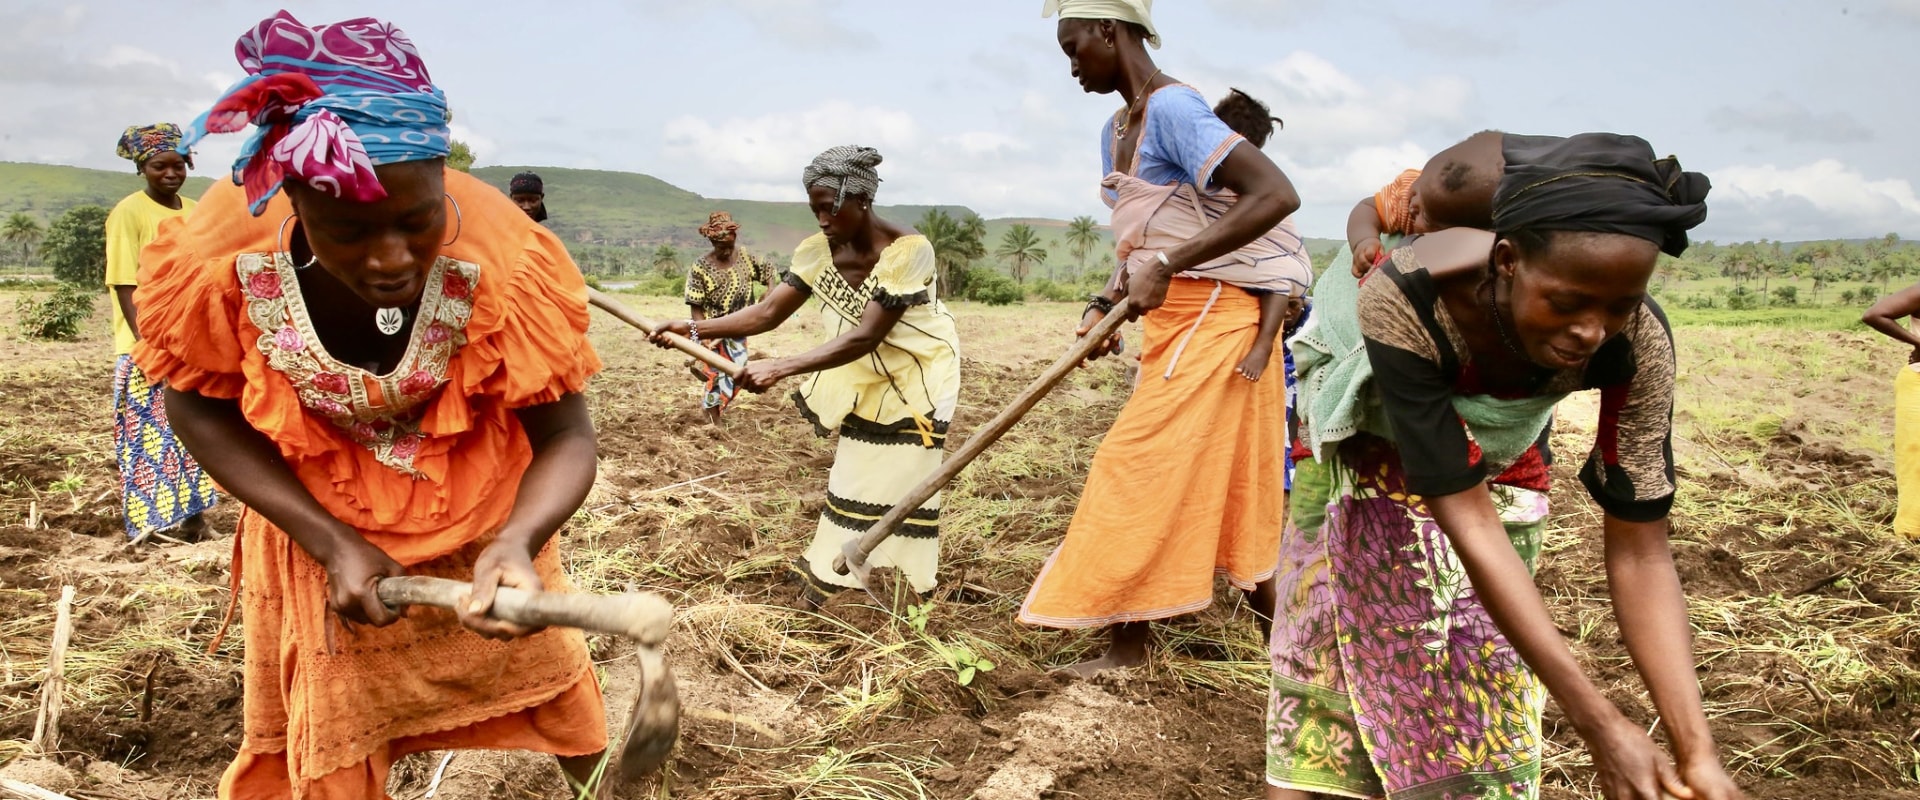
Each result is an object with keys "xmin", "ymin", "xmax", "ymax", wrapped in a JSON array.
[
  {"xmin": 0, "ymin": 162, "xmax": 214, "ymax": 219},
  {"xmin": 0, "ymin": 161, "xmax": 1343, "ymax": 279},
  {"xmin": 471, "ymin": 165, "xmax": 976, "ymax": 256}
]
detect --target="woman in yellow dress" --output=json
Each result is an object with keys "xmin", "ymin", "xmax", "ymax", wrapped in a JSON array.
[
  {"xmin": 653, "ymin": 146, "xmax": 961, "ymax": 605},
  {"xmin": 107, "ymin": 122, "xmax": 219, "ymax": 542}
]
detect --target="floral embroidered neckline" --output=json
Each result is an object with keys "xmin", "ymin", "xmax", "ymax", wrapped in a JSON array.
[{"xmin": 236, "ymin": 252, "xmax": 479, "ymax": 477}]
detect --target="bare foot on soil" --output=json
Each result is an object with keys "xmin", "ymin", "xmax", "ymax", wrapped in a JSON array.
[
  {"xmin": 1051, "ymin": 652, "xmax": 1145, "ymax": 678},
  {"xmin": 559, "ymin": 752, "xmax": 615, "ymax": 799},
  {"xmin": 1052, "ymin": 621, "xmax": 1150, "ymax": 677},
  {"xmin": 178, "ymin": 513, "xmax": 210, "ymax": 543}
]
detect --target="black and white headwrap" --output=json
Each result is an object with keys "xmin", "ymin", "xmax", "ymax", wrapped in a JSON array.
[{"xmin": 803, "ymin": 145, "xmax": 883, "ymax": 214}]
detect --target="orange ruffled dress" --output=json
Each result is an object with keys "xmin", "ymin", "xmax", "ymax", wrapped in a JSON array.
[{"xmin": 133, "ymin": 170, "xmax": 608, "ymax": 800}]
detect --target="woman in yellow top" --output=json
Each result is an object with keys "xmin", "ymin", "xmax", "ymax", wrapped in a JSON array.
[
  {"xmin": 1863, "ymin": 284, "xmax": 1920, "ymax": 540},
  {"xmin": 653, "ymin": 146, "xmax": 961, "ymax": 606},
  {"xmin": 107, "ymin": 122, "xmax": 217, "ymax": 542}
]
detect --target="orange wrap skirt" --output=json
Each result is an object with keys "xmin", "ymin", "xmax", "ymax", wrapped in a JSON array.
[{"xmin": 1020, "ymin": 278, "xmax": 1285, "ymax": 628}]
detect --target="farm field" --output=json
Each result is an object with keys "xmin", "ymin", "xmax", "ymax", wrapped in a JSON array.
[{"xmin": 0, "ymin": 291, "xmax": 1914, "ymax": 799}]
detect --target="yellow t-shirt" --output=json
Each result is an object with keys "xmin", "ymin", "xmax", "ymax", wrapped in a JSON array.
[{"xmin": 105, "ymin": 191, "xmax": 195, "ymax": 356}]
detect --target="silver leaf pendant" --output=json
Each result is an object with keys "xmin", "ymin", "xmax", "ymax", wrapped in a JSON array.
[{"xmin": 375, "ymin": 307, "xmax": 405, "ymax": 336}]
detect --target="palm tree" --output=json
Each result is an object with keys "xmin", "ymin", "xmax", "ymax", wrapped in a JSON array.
[
  {"xmin": 2, "ymin": 213, "xmax": 41, "ymax": 267},
  {"xmin": 1065, "ymin": 215, "xmax": 1101, "ymax": 279},
  {"xmin": 1754, "ymin": 238, "xmax": 1786, "ymax": 296},
  {"xmin": 916, "ymin": 209, "xmax": 963, "ymax": 288},
  {"xmin": 916, "ymin": 209, "xmax": 988, "ymax": 295},
  {"xmin": 995, "ymin": 224, "xmax": 1047, "ymax": 286},
  {"xmin": 651, "ymin": 244, "xmax": 681, "ymax": 278},
  {"xmin": 959, "ymin": 213, "xmax": 988, "ymax": 253},
  {"xmin": 1718, "ymin": 242, "xmax": 1753, "ymax": 290},
  {"xmin": 1870, "ymin": 248, "xmax": 1903, "ymax": 293}
]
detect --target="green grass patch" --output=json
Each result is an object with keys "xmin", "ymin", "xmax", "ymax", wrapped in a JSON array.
[{"xmin": 1666, "ymin": 306, "xmax": 1866, "ymax": 330}]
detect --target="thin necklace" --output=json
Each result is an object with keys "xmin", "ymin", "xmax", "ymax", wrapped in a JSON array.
[
  {"xmin": 1485, "ymin": 279, "xmax": 1529, "ymax": 361},
  {"xmin": 1113, "ymin": 68, "xmax": 1163, "ymax": 138}
]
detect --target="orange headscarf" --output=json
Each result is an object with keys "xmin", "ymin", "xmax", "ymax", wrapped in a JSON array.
[{"xmin": 1374, "ymin": 169, "xmax": 1421, "ymax": 235}]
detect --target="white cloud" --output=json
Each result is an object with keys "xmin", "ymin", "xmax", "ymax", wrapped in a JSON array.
[
  {"xmin": 1868, "ymin": 0, "xmax": 1920, "ymax": 24},
  {"xmin": 1707, "ymin": 160, "xmax": 1920, "ymax": 241},
  {"xmin": 1707, "ymin": 93, "xmax": 1873, "ymax": 145},
  {"xmin": 1182, "ymin": 51, "xmax": 1473, "ymax": 236},
  {"xmin": 652, "ymin": 47, "xmax": 1476, "ymax": 240},
  {"xmin": 0, "ymin": 6, "xmax": 227, "ymax": 171},
  {"xmin": 1200, "ymin": 0, "xmax": 1331, "ymax": 27},
  {"xmin": 659, "ymin": 102, "xmax": 924, "ymax": 201},
  {"xmin": 446, "ymin": 123, "xmax": 499, "ymax": 168},
  {"xmin": 644, "ymin": 47, "xmax": 1480, "ymax": 237},
  {"xmin": 1273, "ymin": 142, "xmax": 1434, "ymax": 224},
  {"xmin": 619, "ymin": 0, "xmax": 874, "ymax": 48},
  {"xmin": 1189, "ymin": 52, "xmax": 1474, "ymax": 164},
  {"xmin": 654, "ymin": 90, "xmax": 1099, "ymax": 222}
]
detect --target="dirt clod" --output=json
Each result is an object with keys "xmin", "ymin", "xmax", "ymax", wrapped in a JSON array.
[{"xmin": 0, "ymin": 758, "xmax": 79, "ymax": 794}]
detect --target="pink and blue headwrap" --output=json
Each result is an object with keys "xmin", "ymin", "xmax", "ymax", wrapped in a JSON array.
[{"xmin": 178, "ymin": 11, "xmax": 452, "ymax": 216}]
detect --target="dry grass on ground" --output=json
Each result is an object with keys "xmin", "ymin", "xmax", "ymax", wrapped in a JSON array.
[{"xmin": 0, "ymin": 290, "xmax": 1913, "ymax": 799}]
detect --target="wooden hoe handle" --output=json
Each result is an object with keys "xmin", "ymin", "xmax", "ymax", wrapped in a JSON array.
[
  {"xmin": 376, "ymin": 576, "xmax": 673, "ymax": 647},
  {"xmin": 588, "ymin": 288, "xmax": 744, "ymax": 379},
  {"xmin": 840, "ymin": 300, "xmax": 1134, "ymax": 571}
]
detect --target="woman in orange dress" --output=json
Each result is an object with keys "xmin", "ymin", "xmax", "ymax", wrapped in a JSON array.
[
  {"xmin": 135, "ymin": 12, "xmax": 608, "ymax": 798},
  {"xmin": 1022, "ymin": 0, "xmax": 1306, "ymax": 674}
]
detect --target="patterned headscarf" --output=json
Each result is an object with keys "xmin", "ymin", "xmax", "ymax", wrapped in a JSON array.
[
  {"xmin": 178, "ymin": 11, "xmax": 452, "ymax": 216},
  {"xmin": 1374, "ymin": 169, "xmax": 1420, "ymax": 234},
  {"xmin": 802, "ymin": 146, "xmax": 883, "ymax": 214},
  {"xmin": 1042, "ymin": 0, "xmax": 1160, "ymax": 49},
  {"xmin": 116, "ymin": 123, "xmax": 187, "ymax": 169},
  {"xmin": 509, "ymin": 171, "xmax": 543, "ymax": 196},
  {"xmin": 699, "ymin": 211, "xmax": 739, "ymax": 240}
]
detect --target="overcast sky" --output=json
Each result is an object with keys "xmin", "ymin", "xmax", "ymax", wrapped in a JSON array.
[{"xmin": 5, "ymin": 0, "xmax": 1918, "ymax": 243}]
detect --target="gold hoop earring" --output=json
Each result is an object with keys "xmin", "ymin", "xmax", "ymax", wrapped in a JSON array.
[
  {"xmin": 276, "ymin": 212, "xmax": 318, "ymax": 270},
  {"xmin": 442, "ymin": 193, "xmax": 463, "ymax": 247}
]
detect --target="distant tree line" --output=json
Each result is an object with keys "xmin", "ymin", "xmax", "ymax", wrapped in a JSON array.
[
  {"xmin": 5, "ymin": 185, "xmax": 1910, "ymax": 316},
  {"xmin": 1658, "ymin": 233, "xmax": 1914, "ymax": 309}
]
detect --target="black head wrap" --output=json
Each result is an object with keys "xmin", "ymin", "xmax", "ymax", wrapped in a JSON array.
[
  {"xmin": 1493, "ymin": 132, "xmax": 1711, "ymax": 257},
  {"xmin": 509, "ymin": 171, "xmax": 544, "ymax": 196}
]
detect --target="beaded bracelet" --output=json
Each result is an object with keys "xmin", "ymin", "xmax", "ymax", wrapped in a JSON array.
[
  {"xmin": 687, "ymin": 319, "xmax": 701, "ymax": 344},
  {"xmin": 1084, "ymin": 294, "xmax": 1117, "ymax": 315}
]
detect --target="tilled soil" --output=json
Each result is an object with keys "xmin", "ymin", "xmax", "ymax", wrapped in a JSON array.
[{"xmin": 0, "ymin": 306, "xmax": 1912, "ymax": 799}]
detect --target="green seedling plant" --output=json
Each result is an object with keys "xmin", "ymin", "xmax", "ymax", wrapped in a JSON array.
[{"xmin": 902, "ymin": 602, "xmax": 994, "ymax": 687}]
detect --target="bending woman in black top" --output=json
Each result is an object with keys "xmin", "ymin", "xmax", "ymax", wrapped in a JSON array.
[{"xmin": 1270, "ymin": 134, "xmax": 1743, "ymax": 800}]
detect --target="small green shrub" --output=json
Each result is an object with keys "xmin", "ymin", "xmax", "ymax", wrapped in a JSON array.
[
  {"xmin": 16, "ymin": 283, "xmax": 96, "ymax": 340},
  {"xmin": 1028, "ymin": 279, "xmax": 1080, "ymax": 303},
  {"xmin": 42, "ymin": 205, "xmax": 109, "ymax": 286},
  {"xmin": 967, "ymin": 271, "xmax": 1023, "ymax": 306}
]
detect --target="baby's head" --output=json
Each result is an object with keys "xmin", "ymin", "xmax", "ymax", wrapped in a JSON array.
[
  {"xmin": 1214, "ymin": 88, "xmax": 1283, "ymax": 149},
  {"xmin": 1410, "ymin": 130, "xmax": 1502, "ymax": 232}
]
